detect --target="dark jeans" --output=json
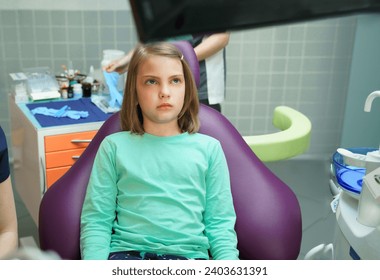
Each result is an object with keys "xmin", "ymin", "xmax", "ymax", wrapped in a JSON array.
[{"xmin": 108, "ymin": 251, "xmax": 189, "ymax": 260}]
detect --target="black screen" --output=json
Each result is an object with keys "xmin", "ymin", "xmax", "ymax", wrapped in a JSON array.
[{"xmin": 129, "ymin": 0, "xmax": 380, "ymax": 42}]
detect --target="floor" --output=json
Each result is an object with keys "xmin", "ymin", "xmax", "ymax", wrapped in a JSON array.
[
  {"xmin": 12, "ymin": 156, "xmax": 337, "ymax": 259},
  {"xmin": 265, "ymin": 156, "xmax": 337, "ymax": 259},
  {"xmin": 12, "ymin": 171, "xmax": 40, "ymax": 247}
]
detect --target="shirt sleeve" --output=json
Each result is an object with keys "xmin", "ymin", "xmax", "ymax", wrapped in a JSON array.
[
  {"xmin": 204, "ymin": 141, "xmax": 239, "ymax": 260},
  {"xmin": 0, "ymin": 127, "xmax": 10, "ymax": 183},
  {"xmin": 80, "ymin": 138, "xmax": 118, "ymax": 260}
]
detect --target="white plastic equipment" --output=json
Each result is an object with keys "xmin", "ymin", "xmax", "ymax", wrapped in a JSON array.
[{"xmin": 305, "ymin": 90, "xmax": 380, "ymax": 260}]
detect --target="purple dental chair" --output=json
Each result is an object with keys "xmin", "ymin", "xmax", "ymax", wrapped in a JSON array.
[{"xmin": 38, "ymin": 41, "xmax": 302, "ymax": 260}]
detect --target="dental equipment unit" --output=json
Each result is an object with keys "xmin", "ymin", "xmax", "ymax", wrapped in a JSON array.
[{"xmin": 306, "ymin": 91, "xmax": 380, "ymax": 259}]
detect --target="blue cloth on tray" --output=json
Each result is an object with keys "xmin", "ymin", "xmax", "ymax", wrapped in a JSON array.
[{"xmin": 26, "ymin": 98, "xmax": 111, "ymax": 127}]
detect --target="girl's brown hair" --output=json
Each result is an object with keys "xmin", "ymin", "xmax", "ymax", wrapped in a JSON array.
[{"xmin": 120, "ymin": 42, "xmax": 200, "ymax": 135}]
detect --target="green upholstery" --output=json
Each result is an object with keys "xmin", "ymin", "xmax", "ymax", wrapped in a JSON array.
[{"xmin": 243, "ymin": 106, "xmax": 312, "ymax": 162}]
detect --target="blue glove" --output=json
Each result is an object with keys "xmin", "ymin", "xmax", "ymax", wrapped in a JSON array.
[
  {"xmin": 103, "ymin": 71, "xmax": 123, "ymax": 108},
  {"xmin": 31, "ymin": 106, "xmax": 89, "ymax": 120}
]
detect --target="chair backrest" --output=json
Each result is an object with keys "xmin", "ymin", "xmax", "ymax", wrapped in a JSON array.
[{"xmin": 39, "ymin": 41, "xmax": 302, "ymax": 260}]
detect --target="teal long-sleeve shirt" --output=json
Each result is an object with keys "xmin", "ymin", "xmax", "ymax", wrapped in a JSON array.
[{"xmin": 80, "ymin": 131, "xmax": 239, "ymax": 260}]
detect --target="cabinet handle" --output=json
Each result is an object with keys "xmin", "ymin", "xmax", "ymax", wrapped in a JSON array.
[
  {"xmin": 41, "ymin": 157, "xmax": 47, "ymax": 195},
  {"xmin": 72, "ymin": 156, "xmax": 80, "ymax": 159},
  {"xmin": 71, "ymin": 139, "xmax": 92, "ymax": 143}
]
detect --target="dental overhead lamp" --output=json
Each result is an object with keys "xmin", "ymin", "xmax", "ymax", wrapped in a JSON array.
[{"xmin": 129, "ymin": 0, "xmax": 380, "ymax": 42}]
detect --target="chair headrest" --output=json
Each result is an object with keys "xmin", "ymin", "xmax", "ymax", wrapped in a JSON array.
[{"xmin": 171, "ymin": 40, "xmax": 200, "ymax": 88}]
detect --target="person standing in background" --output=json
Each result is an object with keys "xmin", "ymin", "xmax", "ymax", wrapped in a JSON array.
[
  {"xmin": 0, "ymin": 126, "xmax": 18, "ymax": 259},
  {"xmin": 104, "ymin": 33, "xmax": 230, "ymax": 112},
  {"xmin": 187, "ymin": 33, "xmax": 230, "ymax": 112}
]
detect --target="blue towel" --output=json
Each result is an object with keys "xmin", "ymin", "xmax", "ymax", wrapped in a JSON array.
[{"xmin": 103, "ymin": 71, "xmax": 123, "ymax": 108}]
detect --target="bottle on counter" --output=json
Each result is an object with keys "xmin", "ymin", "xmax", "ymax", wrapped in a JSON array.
[
  {"xmin": 67, "ymin": 86, "xmax": 74, "ymax": 98},
  {"xmin": 73, "ymin": 83, "xmax": 83, "ymax": 98},
  {"xmin": 82, "ymin": 83, "xmax": 92, "ymax": 97},
  {"xmin": 61, "ymin": 88, "xmax": 68, "ymax": 99}
]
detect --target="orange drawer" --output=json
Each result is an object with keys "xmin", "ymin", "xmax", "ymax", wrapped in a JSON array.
[
  {"xmin": 45, "ymin": 148, "xmax": 85, "ymax": 168},
  {"xmin": 46, "ymin": 166, "xmax": 71, "ymax": 188},
  {"xmin": 44, "ymin": 130, "xmax": 97, "ymax": 152}
]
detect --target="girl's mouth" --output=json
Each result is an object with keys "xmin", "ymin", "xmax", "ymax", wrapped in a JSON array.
[{"xmin": 157, "ymin": 103, "xmax": 172, "ymax": 109}]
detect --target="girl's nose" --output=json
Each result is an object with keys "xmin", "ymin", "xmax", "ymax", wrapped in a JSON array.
[{"xmin": 159, "ymin": 84, "xmax": 170, "ymax": 98}]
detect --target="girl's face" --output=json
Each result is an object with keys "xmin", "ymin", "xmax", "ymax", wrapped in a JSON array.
[{"xmin": 136, "ymin": 55, "xmax": 185, "ymax": 135}]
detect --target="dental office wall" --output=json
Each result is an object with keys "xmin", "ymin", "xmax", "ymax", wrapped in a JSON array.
[
  {"xmin": 341, "ymin": 15, "xmax": 380, "ymax": 149},
  {"xmin": 0, "ymin": 0, "xmax": 379, "ymax": 160}
]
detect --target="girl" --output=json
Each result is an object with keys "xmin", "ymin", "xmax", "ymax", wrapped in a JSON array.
[{"xmin": 80, "ymin": 42, "xmax": 239, "ymax": 260}]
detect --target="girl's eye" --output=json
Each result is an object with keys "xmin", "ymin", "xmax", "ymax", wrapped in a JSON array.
[
  {"xmin": 145, "ymin": 79, "xmax": 157, "ymax": 85},
  {"xmin": 172, "ymin": 78, "xmax": 181, "ymax": 84}
]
